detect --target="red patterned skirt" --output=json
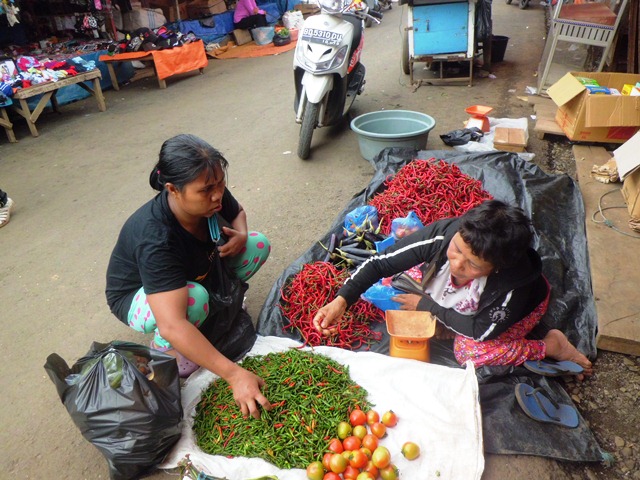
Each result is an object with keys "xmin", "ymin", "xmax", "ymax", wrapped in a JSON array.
[{"xmin": 453, "ymin": 278, "xmax": 550, "ymax": 367}]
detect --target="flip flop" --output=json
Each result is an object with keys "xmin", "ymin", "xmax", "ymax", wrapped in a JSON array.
[
  {"xmin": 523, "ymin": 359, "xmax": 584, "ymax": 377},
  {"xmin": 150, "ymin": 341, "xmax": 200, "ymax": 378},
  {"xmin": 515, "ymin": 383, "xmax": 579, "ymax": 428}
]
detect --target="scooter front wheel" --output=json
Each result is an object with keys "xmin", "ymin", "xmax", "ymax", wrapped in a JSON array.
[{"xmin": 298, "ymin": 101, "xmax": 319, "ymax": 160}]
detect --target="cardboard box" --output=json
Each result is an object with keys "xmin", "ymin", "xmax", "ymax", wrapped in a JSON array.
[
  {"xmin": 187, "ymin": 0, "xmax": 227, "ymax": 18},
  {"xmin": 233, "ymin": 29, "xmax": 253, "ymax": 46},
  {"xmin": 493, "ymin": 127, "xmax": 527, "ymax": 152},
  {"xmin": 614, "ymin": 131, "xmax": 640, "ymax": 219},
  {"xmin": 294, "ymin": 3, "xmax": 321, "ymax": 18},
  {"xmin": 122, "ymin": 8, "xmax": 167, "ymax": 30},
  {"xmin": 622, "ymin": 170, "xmax": 640, "ymax": 219},
  {"xmin": 547, "ymin": 72, "xmax": 640, "ymax": 144},
  {"xmin": 147, "ymin": 0, "xmax": 187, "ymax": 20},
  {"xmin": 169, "ymin": 2, "xmax": 189, "ymax": 21}
]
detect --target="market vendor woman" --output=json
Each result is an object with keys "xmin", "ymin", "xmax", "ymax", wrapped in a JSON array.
[
  {"xmin": 313, "ymin": 200, "xmax": 593, "ymax": 377},
  {"xmin": 106, "ymin": 134, "xmax": 272, "ymax": 419}
]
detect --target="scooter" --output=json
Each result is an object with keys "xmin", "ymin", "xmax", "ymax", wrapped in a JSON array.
[{"xmin": 293, "ymin": 0, "xmax": 381, "ymax": 160}]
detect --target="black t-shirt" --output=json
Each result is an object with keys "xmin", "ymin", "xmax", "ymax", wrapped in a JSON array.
[{"xmin": 105, "ymin": 188, "xmax": 240, "ymax": 323}]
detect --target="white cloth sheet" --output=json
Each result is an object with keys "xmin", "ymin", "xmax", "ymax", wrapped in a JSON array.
[{"xmin": 159, "ymin": 336, "xmax": 484, "ymax": 480}]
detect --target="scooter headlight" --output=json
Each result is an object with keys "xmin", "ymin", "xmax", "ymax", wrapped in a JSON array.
[
  {"xmin": 319, "ymin": 0, "xmax": 345, "ymax": 13},
  {"xmin": 297, "ymin": 45, "xmax": 349, "ymax": 73}
]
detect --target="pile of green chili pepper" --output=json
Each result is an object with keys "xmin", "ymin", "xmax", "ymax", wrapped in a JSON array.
[
  {"xmin": 279, "ymin": 261, "xmax": 384, "ymax": 349},
  {"xmin": 193, "ymin": 349, "xmax": 372, "ymax": 470},
  {"xmin": 368, "ymin": 158, "xmax": 493, "ymax": 235}
]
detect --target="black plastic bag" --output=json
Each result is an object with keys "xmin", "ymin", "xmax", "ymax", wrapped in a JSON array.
[
  {"xmin": 475, "ymin": 0, "xmax": 493, "ymax": 42},
  {"xmin": 440, "ymin": 127, "xmax": 484, "ymax": 146},
  {"xmin": 44, "ymin": 341, "xmax": 183, "ymax": 480},
  {"xmin": 199, "ymin": 214, "xmax": 258, "ymax": 362}
]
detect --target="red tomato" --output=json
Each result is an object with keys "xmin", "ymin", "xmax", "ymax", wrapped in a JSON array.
[
  {"xmin": 363, "ymin": 460, "xmax": 379, "ymax": 477},
  {"xmin": 328, "ymin": 438, "xmax": 344, "ymax": 454},
  {"xmin": 349, "ymin": 449, "xmax": 368, "ymax": 469},
  {"xmin": 306, "ymin": 461, "xmax": 325, "ymax": 480},
  {"xmin": 371, "ymin": 446, "xmax": 391, "ymax": 469},
  {"xmin": 349, "ymin": 408, "xmax": 367, "ymax": 427},
  {"xmin": 323, "ymin": 473, "xmax": 342, "ymax": 480},
  {"xmin": 370, "ymin": 422, "xmax": 387, "ymax": 439},
  {"xmin": 359, "ymin": 447, "xmax": 372, "ymax": 459},
  {"xmin": 379, "ymin": 464, "xmax": 399, "ymax": 480},
  {"xmin": 366, "ymin": 409, "xmax": 380, "ymax": 425},
  {"xmin": 342, "ymin": 435, "xmax": 362, "ymax": 452},
  {"xmin": 381, "ymin": 410, "xmax": 398, "ymax": 428},
  {"xmin": 361, "ymin": 433, "xmax": 379, "ymax": 452},
  {"xmin": 322, "ymin": 452, "xmax": 333, "ymax": 471},
  {"xmin": 356, "ymin": 473, "xmax": 375, "ymax": 480},
  {"xmin": 329, "ymin": 453, "xmax": 348, "ymax": 474},
  {"xmin": 343, "ymin": 465, "xmax": 360, "ymax": 480}
]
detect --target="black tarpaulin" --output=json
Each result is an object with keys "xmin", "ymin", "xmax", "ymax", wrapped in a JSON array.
[{"xmin": 256, "ymin": 148, "xmax": 606, "ymax": 462}]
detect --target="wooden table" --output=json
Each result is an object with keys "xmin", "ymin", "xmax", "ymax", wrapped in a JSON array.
[
  {"xmin": 0, "ymin": 105, "xmax": 16, "ymax": 143},
  {"xmin": 99, "ymin": 41, "xmax": 208, "ymax": 90},
  {"xmin": 11, "ymin": 69, "xmax": 106, "ymax": 138}
]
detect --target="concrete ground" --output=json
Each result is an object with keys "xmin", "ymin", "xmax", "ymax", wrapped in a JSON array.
[{"xmin": 0, "ymin": 1, "xmax": 605, "ymax": 479}]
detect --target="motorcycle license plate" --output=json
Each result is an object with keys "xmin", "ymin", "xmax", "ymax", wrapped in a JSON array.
[{"xmin": 301, "ymin": 27, "xmax": 344, "ymax": 46}]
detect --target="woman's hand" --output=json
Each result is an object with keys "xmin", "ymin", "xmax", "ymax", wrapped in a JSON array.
[
  {"xmin": 392, "ymin": 293, "xmax": 422, "ymax": 311},
  {"xmin": 227, "ymin": 366, "xmax": 273, "ymax": 419},
  {"xmin": 312, "ymin": 297, "xmax": 347, "ymax": 336},
  {"xmin": 219, "ymin": 225, "xmax": 248, "ymax": 258}
]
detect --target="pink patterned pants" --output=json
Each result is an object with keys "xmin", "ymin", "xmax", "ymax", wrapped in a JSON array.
[{"xmin": 453, "ymin": 279, "xmax": 550, "ymax": 367}]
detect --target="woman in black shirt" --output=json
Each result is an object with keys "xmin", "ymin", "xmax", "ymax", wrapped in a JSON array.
[{"xmin": 106, "ymin": 134, "xmax": 272, "ymax": 419}]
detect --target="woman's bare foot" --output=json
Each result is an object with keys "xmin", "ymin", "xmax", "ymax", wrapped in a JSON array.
[{"xmin": 543, "ymin": 329, "xmax": 594, "ymax": 379}]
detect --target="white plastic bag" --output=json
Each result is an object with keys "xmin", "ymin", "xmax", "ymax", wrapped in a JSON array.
[{"xmin": 283, "ymin": 10, "xmax": 304, "ymax": 30}]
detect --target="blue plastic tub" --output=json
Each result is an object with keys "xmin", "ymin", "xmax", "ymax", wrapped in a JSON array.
[
  {"xmin": 350, "ymin": 110, "xmax": 436, "ymax": 161},
  {"xmin": 251, "ymin": 26, "xmax": 275, "ymax": 45}
]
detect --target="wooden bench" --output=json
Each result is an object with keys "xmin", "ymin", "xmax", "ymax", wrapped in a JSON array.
[
  {"xmin": 0, "ymin": 105, "xmax": 17, "ymax": 143},
  {"xmin": 11, "ymin": 69, "xmax": 106, "ymax": 138}
]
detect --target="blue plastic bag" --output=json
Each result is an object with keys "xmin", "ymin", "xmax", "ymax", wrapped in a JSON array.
[
  {"xmin": 361, "ymin": 281, "xmax": 403, "ymax": 311},
  {"xmin": 391, "ymin": 211, "xmax": 424, "ymax": 240},
  {"xmin": 344, "ymin": 205, "xmax": 379, "ymax": 234}
]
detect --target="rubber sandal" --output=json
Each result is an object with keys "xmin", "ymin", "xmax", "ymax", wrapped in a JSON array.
[
  {"xmin": 523, "ymin": 359, "xmax": 584, "ymax": 377},
  {"xmin": 150, "ymin": 341, "xmax": 200, "ymax": 378},
  {"xmin": 514, "ymin": 383, "xmax": 579, "ymax": 428}
]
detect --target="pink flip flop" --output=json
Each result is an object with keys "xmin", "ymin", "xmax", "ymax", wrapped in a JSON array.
[{"xmin": 150, "ymin": 341, "xmax": 200, "ymax": 378}]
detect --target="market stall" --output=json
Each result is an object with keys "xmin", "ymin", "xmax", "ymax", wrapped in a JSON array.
[{"xmin": 99, "ymin": 39, "xmax": 207, "ymax": 89}]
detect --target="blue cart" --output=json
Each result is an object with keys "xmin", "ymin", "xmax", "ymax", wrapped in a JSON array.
[{"xmin": 400, "ymin": 0, "xmax": 476, "ymax": 86}]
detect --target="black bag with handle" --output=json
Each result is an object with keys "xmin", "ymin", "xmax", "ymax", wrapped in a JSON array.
[{"xmin": 44, "ymin": 341, "xmax": 183, "ymax": 480}]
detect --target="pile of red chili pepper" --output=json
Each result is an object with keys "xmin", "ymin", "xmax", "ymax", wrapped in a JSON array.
[
  {"xmin": 368, "ymin": 158, "xmax": 493, "ymax": 235},
  {"xmin": 193, "ymin": 349, "xmax": 372, "ymax": 470},
  {"xmin": 280, "ymin": 261, "xmax": 383, "ymax": 349}
]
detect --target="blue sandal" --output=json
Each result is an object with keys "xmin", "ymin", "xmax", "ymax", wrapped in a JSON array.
[
  {"xmin": 515, "ymin": 383, "xmax": 579, "ymax": 428},
  {"xmin": 523, "ymin": 359, "xmax": 584, "ymax": 377}
]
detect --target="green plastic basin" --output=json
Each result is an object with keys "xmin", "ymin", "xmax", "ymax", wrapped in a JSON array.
[{"xmin": 350, "ymin": 110, "xmax": 436, "ymax": 161}]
